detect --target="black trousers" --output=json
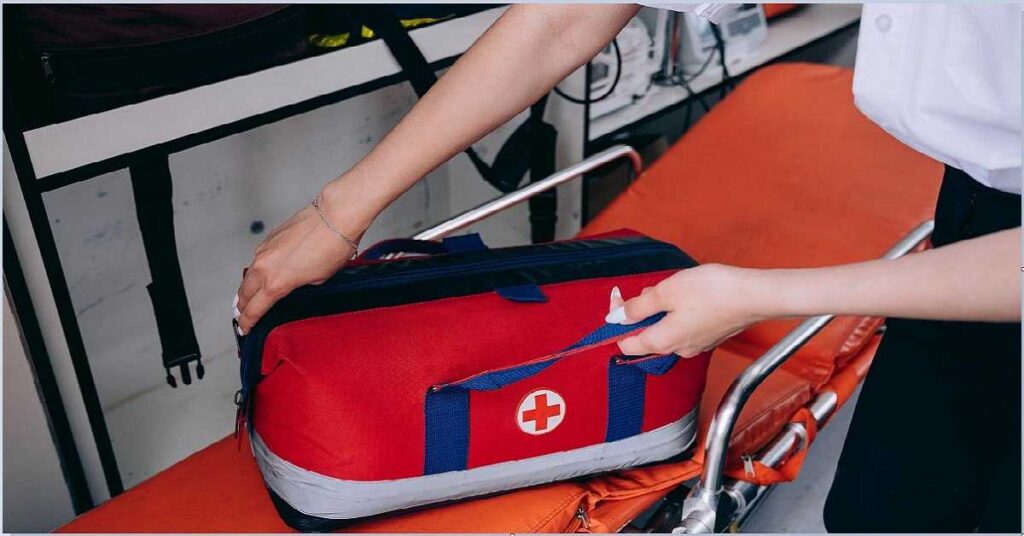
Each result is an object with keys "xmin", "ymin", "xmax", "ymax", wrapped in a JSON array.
[{"xmin": 824, "ymin": 166, "xmax": 1021, "ymax": 533}]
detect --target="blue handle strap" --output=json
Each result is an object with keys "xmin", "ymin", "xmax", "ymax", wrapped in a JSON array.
[
  {"xmin": 424, "ymin": 312, "xmax": 674, "ymax": 474},
  {"xmin": 360, "ymin": 234, "xmax": 550, "ymax": 303},
  {"xmin": 358, "ymin": 239, "xmax": 447, "ymax": 260},
  {"xmin": 359, "ymin": 233, "xmax": 490, "ymax": 261}
]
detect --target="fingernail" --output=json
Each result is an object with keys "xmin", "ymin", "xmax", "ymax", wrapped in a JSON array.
[
  {"xmin": 233, "ymin": 306, "xmax": 241, "ymax": 319},
  {"xmin": 610, "ymin": 286, "xmax": 622, "ymax": 302},
  {"xmin": 236, "ymin": 325, "xmax": 245, "ymax": 337},
  {"xmin": 605, "ymin": 306, "xmax": 627, "ymax": 324}
]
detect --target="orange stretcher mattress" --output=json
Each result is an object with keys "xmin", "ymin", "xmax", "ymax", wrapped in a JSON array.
[{"xmin": 59, "ymin": 62, "xmax": 942, "ymax": 533}]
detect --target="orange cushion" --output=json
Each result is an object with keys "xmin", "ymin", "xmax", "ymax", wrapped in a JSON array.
[{"xmin": 581, "ymin": 63, "xmax": 942, "ymax": 385}]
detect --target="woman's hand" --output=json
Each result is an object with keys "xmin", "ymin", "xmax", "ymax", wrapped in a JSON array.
[
  {"xmin": 603, "ymin": 228, "xmax": 1022, "ymax": 357},
  {"xmin": 606, "ymin": 264, "xmax": 770, "ymax": 357},
  {"xmin": 234, "ymin": 181, "xmax": 376, "ymax": 335}
]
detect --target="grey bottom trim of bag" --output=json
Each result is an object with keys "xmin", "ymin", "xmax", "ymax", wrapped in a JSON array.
[{"xmin": 252, "ymin": 407, "xmax": 698, "ymax": 520}]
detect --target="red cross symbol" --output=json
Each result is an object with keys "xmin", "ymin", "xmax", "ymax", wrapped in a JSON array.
[{"xmin": 517, "ymin": 389, "xmax": 565, "ymax": 435}]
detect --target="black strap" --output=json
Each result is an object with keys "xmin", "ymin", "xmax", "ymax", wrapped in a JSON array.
[
  {"xmin": 526, "ymin": 98, "xmax": 558, "ymax": 243},
  {"xmin": 129, "ymin": 155, "xmax": 203, "ymax": 388},
  {"xmin": 361, "ymin": 7, "xmax": 561, "ymax": 232}
]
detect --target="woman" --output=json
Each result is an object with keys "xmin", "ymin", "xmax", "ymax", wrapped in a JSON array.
[{"xmin": 236, "ymin": 4, "xmax": 1020, "ymax": 531}]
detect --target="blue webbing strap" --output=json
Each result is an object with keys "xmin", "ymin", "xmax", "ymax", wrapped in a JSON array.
[
  {"xmin": 359, "ymin": 233, "xmax": 489, "ymax": 261},
  {"xmin": 423, "ymin": 312, "xmax": 673, "ymax": 474},
  {"xmin": 606, "ymin": 361, "xmax": 646, "ymax": 442},
  {"xmin": 360, "ymin": 234, "xmax": 550, "ymax": 303},
  {"xmin": 358, "ymin": 239, "xmax": 447, "ymax": 260},
  {"xmin": 495, "ymin": 284, "xmax": 548, "ymax": 303},
  {"xmin": 423, "ymin": 389, "xmax": 470, "ymax": 475},
  {"xmin": 606, "ymin": 354, "xmax": 679, "ymax": 442},
  {"xmin": 441, "ymin": 234, "xmax": 488, "ymax": 253}
]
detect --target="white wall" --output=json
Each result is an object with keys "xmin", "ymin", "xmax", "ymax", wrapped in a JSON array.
[
  {"xmin": 2, "ymin": 298, "xmax": 76, "ymax": 532},
  {"xmin": 37, "ymin": 84, "xmax": 458, "ymax": 491},
  {"xmin": 3, "ymin": 46, "xmax": 586, "ymax": 510}
]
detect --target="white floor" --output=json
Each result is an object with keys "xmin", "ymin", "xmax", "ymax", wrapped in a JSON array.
[{"xmin": 740, "ymin": 387, "xmax": 862, "ymax": 533}]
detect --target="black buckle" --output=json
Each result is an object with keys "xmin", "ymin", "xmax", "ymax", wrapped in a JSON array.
[{"xmin": 164, "ymin": 353, "xmax": 204, "ymax": 388}]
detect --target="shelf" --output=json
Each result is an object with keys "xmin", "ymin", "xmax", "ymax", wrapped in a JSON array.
[
  {"xmin": 23, "ymin": 7, "xmax": 508, "ymax": 180},
  {"xmin": 589, "ymin": 4, "xmax": 862, "ymax": 141}
]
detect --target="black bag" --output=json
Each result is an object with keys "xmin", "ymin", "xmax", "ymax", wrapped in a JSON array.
[{"xmin": 6, "ymin": 4, "xmax": 311, "ymax": 129}]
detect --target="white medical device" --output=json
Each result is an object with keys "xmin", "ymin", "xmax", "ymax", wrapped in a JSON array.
[
  {"xmin": 678, "ymin": 4, "xmax": 767, "ymax": 77},
  {"xmin": 589, "ymin": 14, "xmax": 663, "ymax": 118}
]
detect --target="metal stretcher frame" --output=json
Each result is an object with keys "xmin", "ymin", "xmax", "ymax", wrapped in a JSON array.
[{"xmin": 412, "ymin": 143, "xmax": 935, "ymax": 533}]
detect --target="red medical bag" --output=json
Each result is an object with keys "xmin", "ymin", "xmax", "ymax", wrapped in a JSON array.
[{"xmin": 236, "ymin": 230, "xmax": 711, "ymax": 531}]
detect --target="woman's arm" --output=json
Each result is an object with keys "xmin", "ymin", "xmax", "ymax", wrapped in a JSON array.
[
  {"xmin": 324, "ymin": 4, "xmax": 641, "ymax": 219},
  {"xmin": 608, "ymin": 228, "xmax": 1022, "ymax": 357},
  {"xmin": 235, "ymin": 4, "xmax": 639, "ymax": 333}
]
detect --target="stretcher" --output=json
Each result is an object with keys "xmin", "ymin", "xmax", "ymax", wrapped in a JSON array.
[{"xmin": 57, "ymin": 63, "xmax": 943, "ymax": 533}]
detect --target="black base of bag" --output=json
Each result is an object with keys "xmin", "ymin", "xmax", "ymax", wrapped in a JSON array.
[{"xmin": 267, "ymin": 487, "xmax": 355, "ymax": 533}]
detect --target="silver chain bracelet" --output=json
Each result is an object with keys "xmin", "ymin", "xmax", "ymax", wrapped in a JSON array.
[{"xmin": 311, "ymin": 194, "xmax": 359, "ymax": 259}]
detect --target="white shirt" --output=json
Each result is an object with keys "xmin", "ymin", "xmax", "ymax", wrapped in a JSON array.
[
  {"xmin": 641, "ymin": 3, "xmax": 1023, "ymax": 194},
  {"xmin": 854, "ymin": 4, "xmax": 1021, "ymax": 194}
]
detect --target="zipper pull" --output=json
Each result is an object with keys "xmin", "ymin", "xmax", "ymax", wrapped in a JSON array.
[
  {"xmin": 234, "ymin": 389, "xmax": 246, "ymax": 451},
  {"xmin": 575, "ymin": 506, "xmax": 591, "ymax": 531},
  {"xmin": 742, "ymin": 453, "xmax": 755, "ymax": 477},
  {"xmin": 40, "ymin": 52, "xmax": 55, "ymax": 84}
]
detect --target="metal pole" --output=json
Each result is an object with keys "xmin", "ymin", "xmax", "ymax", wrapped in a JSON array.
[
  {"xmin": 414, "ymin": 144, "xmax": 642, "ymax": 241},
  {"xmin": 3, "ymin": 131, "xmax": 124, "ymax": 496},
  {"xmin": 3, "ymin": 219, "xmax": 95, "ymax": 513},
  {"xmin": 675, "ymin": 220, "xmax": 935, "ymax": 533}
]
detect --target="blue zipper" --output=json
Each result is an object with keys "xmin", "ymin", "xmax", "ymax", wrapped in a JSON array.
[{"xmin": 288, "ymin": 241, "xmax": 676, "ymax": 298}]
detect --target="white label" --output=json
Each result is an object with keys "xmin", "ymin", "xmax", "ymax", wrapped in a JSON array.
[{"xmin": 516, "ymin": 389, "xmax": 566, "ymax": 435}]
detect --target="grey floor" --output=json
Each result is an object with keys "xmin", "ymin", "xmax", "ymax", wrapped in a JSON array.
[{"xmin": 740, "ymin": 387, "xmax": 862, "ymax": 533}]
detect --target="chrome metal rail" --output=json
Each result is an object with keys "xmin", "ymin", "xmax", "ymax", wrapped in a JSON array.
[
  {"xmin": 673, "ymin": 220, "xmax": 935, "ymax": 533},
  {"xmin": 414, "ymin": 144, "xmax": 642, "ymax": 241}
]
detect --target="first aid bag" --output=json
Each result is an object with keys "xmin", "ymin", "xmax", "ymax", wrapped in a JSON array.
[{"xmin": 235, "ymin": 230, "xmax": 711, "ymax": 531}]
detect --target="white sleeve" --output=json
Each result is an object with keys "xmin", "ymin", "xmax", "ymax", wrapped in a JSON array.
[{"xmin": 637, "ymin": 3, "xmax": 739, "ymax": 23}]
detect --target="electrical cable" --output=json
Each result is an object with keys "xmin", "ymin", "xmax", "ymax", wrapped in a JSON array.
[
  {"xmin": 682, "ymin": 98, "xmax": 694, "ymax": 131},
  {"xmin": 708, "ymin": 23, "xmax": 734, "ymax": 97},
  {"xmin": 673, "ymin": 49, "xmax": 713, "ymax": 113},
  {"xmin": 554, "ymin": 38, "xmax": 622, "ymax": 104}
]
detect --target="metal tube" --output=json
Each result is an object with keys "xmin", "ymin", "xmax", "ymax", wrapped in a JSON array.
[
  {"xmin": 808, "ymin": 389, "xmax": 839, "ymax": 423},
  {"xmin": 720, "ymin": 388, "xmax": 839, "ymax": 529},
  {"xmin": 413, "ymin": 145, "xmax": 642, "ymax": 241},
  {"xmin": 700, "ymin": 315, "xmax": 833, "ymax": 494},
  {"xmin": 4, "ymin": 131, "xmax": 125, "ymax": 497},
  {"xmin": 700, "ymin": 219, "xmax": 933, "ymax": 493},
  {"xmin": 675, "ymin": 220, "xmax": 934, "ymax": 533}
]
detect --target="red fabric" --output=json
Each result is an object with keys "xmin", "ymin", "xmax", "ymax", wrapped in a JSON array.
[
  {"xmin": 467, "ymin": 344, "xmax": 611, "ymax": 467},
  {"xmin": 254, "ymin": 254, "xmax": 708, "ymax": 480},
  {"xmin": 643, "ymin": 352, "xmax": 711, "ymax": 432},
  {"xmin": 763, "ymin": 4, "xmax": 799, "ymax": 19}
]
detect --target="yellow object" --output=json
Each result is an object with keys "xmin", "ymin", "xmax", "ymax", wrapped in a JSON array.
[{"xmin": 309, "ymin": 16, "xmax": 452, "ymax": 50}]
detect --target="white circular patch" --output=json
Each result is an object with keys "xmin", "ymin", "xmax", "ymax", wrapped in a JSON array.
[{"xmin": 516, "ymin": 389, "xmax": 565, "ymax": 435}]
